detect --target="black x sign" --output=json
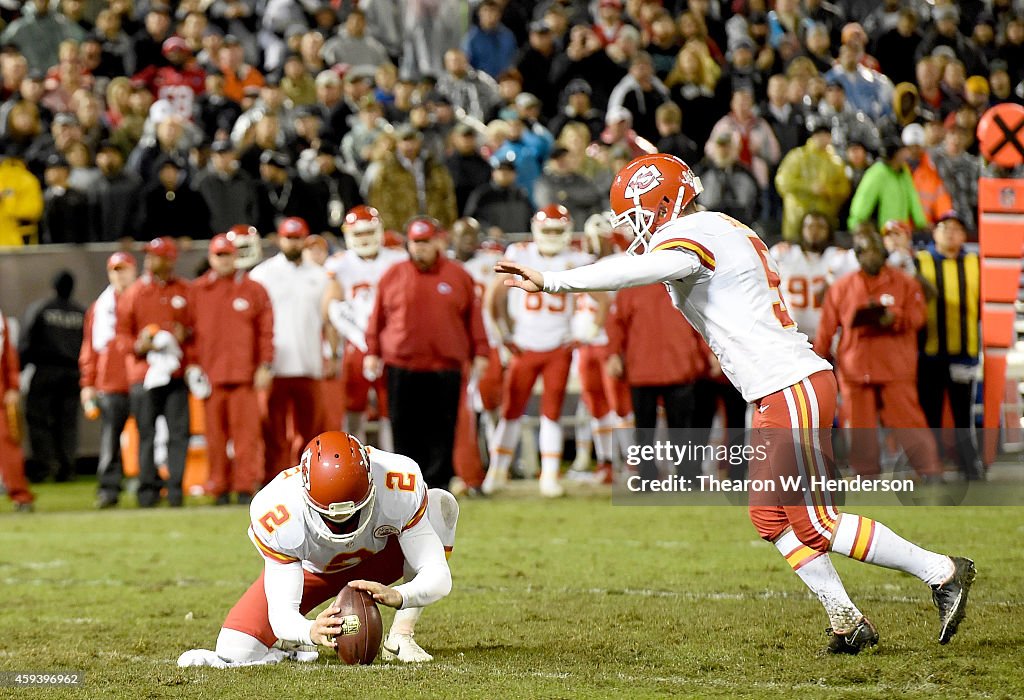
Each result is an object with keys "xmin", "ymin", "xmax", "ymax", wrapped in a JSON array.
[{"xmin": 988, "ymin": 113, "xmax": 1024, "ymax": 162}]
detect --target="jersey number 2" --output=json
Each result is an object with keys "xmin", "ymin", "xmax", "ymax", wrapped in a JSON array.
[
  {"xmin": 385, "ymin": 472, "xmax": 417, "ymax": 492},
  {"xmin": 258, "ymin": 505, "xmax": 290, "ymax": 534},
  {"xmin": 747, "ymin": 236, "xmax": 796, "ymax": 329}
]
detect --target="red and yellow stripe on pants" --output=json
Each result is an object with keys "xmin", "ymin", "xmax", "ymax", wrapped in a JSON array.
[{"xmin": 749, "ymin": 369, "xmax": 841, "ymax": 552}]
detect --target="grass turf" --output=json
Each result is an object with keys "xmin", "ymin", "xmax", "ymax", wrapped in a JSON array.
[{"xmin": 1, "ymin": 479, "xmax": 1022, "ymax": 699}]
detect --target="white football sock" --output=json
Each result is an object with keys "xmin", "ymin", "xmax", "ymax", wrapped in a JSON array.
[
  {"xmin": 483, "ymin": 418, "xmax": 520, "ymax": 490},
  {"xmin": 593, "ymin": 412, "xmax": 616, "ymax": 463},
  {"xmin": 774, "ymin": 530, "xmax": 863, "ymax": 632},
  {"xmin": 539, "ymin": 416, "xmax": 563, "ymax": 481},
  {"xmin": 615, "ymin": 412, "xmax": 635, "ymax": 460},
  {"xmin": 215, "ymin": 628, "xmax": 270, "ymax": 664},
  {"xmin": 831, "ymin": 514, "xmax": 954, "ymax": 586},
  {"xmin": 377, "ymin": 416, "xmax": 394, "ymax": 452}
]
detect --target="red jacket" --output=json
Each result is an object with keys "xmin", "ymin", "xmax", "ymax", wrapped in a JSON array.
[
  {"xmin": 366, "ymin": 257, "xmax": 488, "ymax": 372},
  {"xmin": 606, "ymin": 284, "xmax": 708, "ymax": 386},
  {"xmin": 79, "ymin": 298, "xmax": 133, "ymax": 394},
  {"xmin": 814, "ymin": 266, "xmax": 926, "ymax": 384},
  {"xmin": 115, "ymin": 274, "xmax": 193, "ymax": 386},
  {"xmin": 0, "ymin": 313, "xmax": 19, "ymax": 394},
  {"xmin": 190, "ymin": 270, "xmax": 274, "ymax": 386}
]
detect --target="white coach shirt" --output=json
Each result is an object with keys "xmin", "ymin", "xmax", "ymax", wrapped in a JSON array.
[{"xmin": 250, "ymin": 253, "xmax": 329, "ymax": 379}]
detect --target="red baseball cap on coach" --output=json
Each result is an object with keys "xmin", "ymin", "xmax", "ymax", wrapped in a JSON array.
[
  {"xmin": 406, "ymin": 217, "xmax": 442, "ymax": 242},
  {"xmin": 107, "ymin": 251, "xmax": 137, "ymax": 270},
  {"xmin": 144, "ymin": 236, "xmax": 179, "ymax": 260},
  {"xmin": 209, "ymin": 233, "xmax": 237, "ymax": 254}
]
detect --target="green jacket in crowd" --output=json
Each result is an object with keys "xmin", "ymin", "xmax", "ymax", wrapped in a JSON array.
[{"xmin": 847, "ymin": 160, "xmax": 928, "ymax": 232}]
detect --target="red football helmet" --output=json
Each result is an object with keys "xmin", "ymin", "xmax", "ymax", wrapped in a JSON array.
[
  {"xmin": 531, "ymin": 204, "xmax": 573, "ymax": 255},
  {"xmin": 278, "ymin": 216, "xmax": 310, "ymax": 239},
  {"xmin": 342, "ymin": 205, "xmax": 383, "ymax": 257},
  {"xmin": 609, "ymin": 154, "xmax": 703, "ymax": 255},
  {"xmin": 300, "ymin": 431, "xmax": 375, "ymax": 544}
]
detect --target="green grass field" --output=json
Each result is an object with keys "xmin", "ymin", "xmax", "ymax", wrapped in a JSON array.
[{"xmin": 1, "ymin": 480, "xmax": 1022, "ymax": 699}]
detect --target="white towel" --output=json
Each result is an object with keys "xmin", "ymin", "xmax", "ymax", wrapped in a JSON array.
[
  {"xmin": 143, "ymin": 330, "xmax": 183, "ymax": 390},
  {"xmin": 176, "ymin": 648, "xmax": 318, "ymax": 668},
  {"xmin": 91, "ymin": 286, "xmax": 117, "ymax": 353}
]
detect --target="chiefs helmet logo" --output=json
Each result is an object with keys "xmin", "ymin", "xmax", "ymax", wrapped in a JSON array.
[
  {"xmin": 300, "ymin": 448, "xmax": 312, "ymax": 489},
  {"xmin": 622, "ymin": 165, "xmax": 663, "ymax": 199}
]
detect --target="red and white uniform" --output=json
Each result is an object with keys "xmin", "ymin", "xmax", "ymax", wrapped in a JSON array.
[
  {"xmin": 770, "ymin": 244, "xmax": 849, "ymax": 340},
  {"xmin": 325, "ymin": 248, "xmax": 407, "ymax": 414},
  {"xmin": 0, "ymin": 311, "xmax": 32, "ymax": 506},
  {"xmin": 223, "ymin": 447, "xmax": 451, "ymax": 648},
  {"xmin": 542, "ymin": 211, "xmax": 838, "ymax": 547},
  {"xmin": 503, "ymin": 241, "xmax": 593, "ymax": 420},
  {"xmin": 135, "ymin": 65, "xmax": 206, "ymax": 121}
]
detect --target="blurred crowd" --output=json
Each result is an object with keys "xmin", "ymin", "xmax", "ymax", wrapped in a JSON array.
[
  {"xmin": 0, "ymin": 0, "xmax": 1022, "ymax": 248},
  {"xmin": 0, "ymin": 0, "xmax": 1013, "ymax": 510}
]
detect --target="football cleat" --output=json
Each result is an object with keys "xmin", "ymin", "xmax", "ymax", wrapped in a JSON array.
[
  {"xmin": 539, "ymin": 475, "xmax": 565, "ymax": 498},
  {"xmin": 932, "ymin": 556, "xmax": 976, "ymax": 644},
  {"xmin": 825, "ymin": 616, "xmax": 879, "ymax": 655},
  {"xmin": 480, "ymin": 467, "xmax": 508, "ymax": 496},
  {"xmin": 381, "ymin": 633, "xmax": 433, "ymax": 663}
]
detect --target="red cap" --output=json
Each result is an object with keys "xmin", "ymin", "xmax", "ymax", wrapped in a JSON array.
[
  {"xmin": 106, "ymin": 251, "xmax": 137, "ymax": 270},
  {"xmin": 162, "ymin": 36, "xmax": 190, "ymax": 56},
  {"xmin": 144, "ymin": 236, "xmax": 179, "ymax": 260},
  {"xmin": 209, "ymin": 233, "xmax": 237, "ymax": 254},
  {"xmin": 406, "ymin": 217, "xmax": 442, "ymax": 242},
  {"xmin": 278, "ymin": 217, "xmax": 310, "ymax": 239}
]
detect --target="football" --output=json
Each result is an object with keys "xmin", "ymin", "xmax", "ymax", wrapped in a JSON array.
[{"xmin": 333, "ymin": 586, "xmax": 383, "ymax": 665}]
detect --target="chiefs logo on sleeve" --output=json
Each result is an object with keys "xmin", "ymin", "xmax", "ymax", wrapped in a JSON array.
[{"xmin": 622, "ymin": 165, "xmax": 663, "ymax": 199}]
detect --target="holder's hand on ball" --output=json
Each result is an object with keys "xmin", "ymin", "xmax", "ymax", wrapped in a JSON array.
[
  {"xmin": 348, "ymin": 580, "xmax": 404, "ymax": 609},
  {"xmin": 311, "ymin": 603, "xmax": 344, "ymax": 647}
]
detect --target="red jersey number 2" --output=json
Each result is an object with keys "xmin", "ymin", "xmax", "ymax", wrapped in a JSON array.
[{"xmin": 747, "ymin": 236, "xmax": 796, "ymax": 329}]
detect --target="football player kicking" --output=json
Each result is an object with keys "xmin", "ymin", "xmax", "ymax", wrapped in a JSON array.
[
  {"xmin": 496, "ymin": 153, "xmax": 975, "ymax": 654},
  {"xmin": 178, "ymin": 431, "xmax": 457, "ymax": 667}
]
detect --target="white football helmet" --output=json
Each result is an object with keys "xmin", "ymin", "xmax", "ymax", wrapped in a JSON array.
[
  {"xmin": 343, "ymin": 205, "xmax": 384, "ymax": 258},
  {"xmin": 532, "ymin": 204, "xmax": 573, "ymax": 256},
  {"xmin": 225, "ymin": 224, "xmax": 263, "ymax": 270}
]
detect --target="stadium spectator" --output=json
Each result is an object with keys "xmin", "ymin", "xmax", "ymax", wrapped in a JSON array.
[
  {"xmin": 774, "ymin": 120, "xmax": 850, "ymax": 242},
  {"xmin": 446, "ymin": 123, "xmax": 493, "ymax": 215},
  {"xmin": 995, "ymin": 18, "xmax": 1024, "ymax": 84},
  {"xmin": 559, "ymin": 23, "xmax": 626, "ymax": 110},
  {"xmin": 663, "ymin": 42, "xmax": 722, "ymax": 148},
  {"xmin": 0, "ymin": 144, "xmax": 43, "ymax": 246},
  {"xmin": 248, "ymin": 217, "xmax": 330, "ymax": 483},
  {"xmin": 305, "ymin": 142, "xmax": 362, "ymax": 236},
  {"xmin": 40, "ymin": 153, "xmax": 90, "ymax": 244},
  {"xmin": 19, "ymin": 270, "xmax": 84, "ymax": 483},
  {"xmin": 0, "ymin": 0, "xmax": 85, "ymax": 74},
  {"xmin": 218, "ymin": 34, "xmax": 264, "ymax": 104},
  {"xmin": 116, "ymin": 236, "xmax": 193, "ymax": 507},
  {"xmin": 824, "ymin": 43, "xmax": 893, "ymax": 121},
  {"xmin": 646, "ymin": 10, "xmax": 681, "ymax": 79},
  {"xmin": 254, "ymin": 149, "xmax": 320, "ymax": 234},
  {"xmin": 721, "ymin": 35, "xmax": 765, "ymax": 101},
  {"xmin": 133, "ymin": 37, "xmax": 206, "ymax": 123},
  {"xmin": 533, "ymin": 146, "xmax": 605, "ymax": 226},
  {"xmin": 598, "ymin": 106, "xmax": 656, "ymax": 159},
  {"xmin": 0, "ymin": 307, "xmax": 34, "ymax": 511},
  {"xmin": 136, "ymin": 154, "xmax": 212, "ymax": 239},
  {"xmin": 194, "ymin": 140, "xmax": 259, "ymax": 235},
  {"xmin": 916, "ymin": 5, "xmax": 982, "ymax": 77},
  {"xmin": 706, "ymin": 86, "xmax": 780, "ymax": 191},
  {"xmin": 915, "ymin": 212, "xmax": 984, "ymax": 480},
  {"xmin": 322, "ymin": 9, "xmax": 389, "ymax": 71},
  {"xmin": 130, "ymin": 3, "xmax": 174, "ymax": 76},
  {"xmin": 364, "ymin": 217, "xmax": 488, "ymax": 490},
  {"xmin": 931, "ymin": 127, "xmax": 980, "ymax": 234},
  {"xmin": 873, "ymin": 9, "xmax": 923, "ymax": 88},
  {"xmin": 548, "ymin": 79, "xmax": 604, "ymax": 142},
  {"xmin": 340, "ymin": 96, "xmax": 388, "ymax": 174},
  {"xmin": 464, "ymin": 160, "xmax": 533, "ymax": 236},
  {"xmin": 435, "ymin": 48, "xmax": 500, "ymax": 123},
  {"xmin": 279, "ymin": 53, "xmax": 316, "ymax": 109},
  {"xmin": 653, "ymin": 102, "xmax": 700, "ymax": 165},
  {"xmin": 190, "ymin": 233, "xmax": 274, "ymax": 505},
  {"xmin": 367, "ymin": 125, "xmax": 456, "ymax": 232},
  {"xmin": 901, "ymin": 123, "xmax": 953, "ymax": 227},
  {"xmin": 818, "ymin": 79, "xmax": 881, "ymax": 153},
  {"xmin": 606, "ymin": 282, "xmax": 708, "ymax": 480},
  {"xmin": 606, "ymin": 52, "xmax": 670, "ymax": 143},
  {"xmin": 464, "ymin": 2, "xmax": 518, "ymax": 81},
  {"xmin": 814, "ymin": 230, "xmax": 941, "ymax": 479},
  {"xmin": 89, "ymin": 140, "xmax": 141, "ymax": 242},
  {"xmin": 80, "ymin": 252, "xmax": 137, "ymax": 508},
  {"xmin": 697, "ymin": 132, "xmax": 760, "ymax": 224},
  {"xmin": 847, "ymin": 134, "xmax": 929, "ymax": 233},
  {"xmin": 801, "ymin": 22, "xmax": 834, "ymax": 75}
]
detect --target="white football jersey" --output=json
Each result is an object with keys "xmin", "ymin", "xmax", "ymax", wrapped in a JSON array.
[
  {"xmin": 770, "ymin": 244, "xmax": 848, "ymax": 339},
  {"xmin": 247, "ymin": 447, "xmax": 429, "ymax": 575},
  {"xmin": 506, "ymin": 242, "xmax": 594, "ymax": 352},
  {"xmin": 325, "ymin": 247, "xmax": 408, "ymax": 303},
  {"xmin": 458, "ymin": 249, "xmax": 504, "ymax": 347}
]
